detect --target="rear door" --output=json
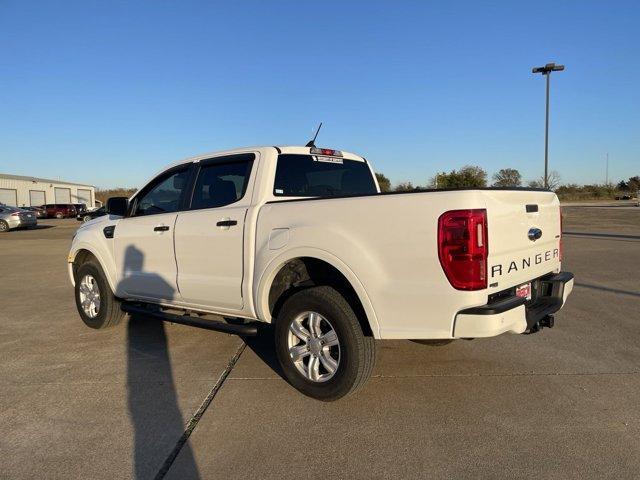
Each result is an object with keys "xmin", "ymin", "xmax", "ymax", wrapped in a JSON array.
[
  {"xmin": 484, "ymin": 190, "xmax": 562, "ymax": 290},
  {"xmin": 113, "ymin": 165, "xmax": 192, "ymax": 302},
  {"xmin": 174, "ymin": 153, "xmax": 256, "ymax": 310}
]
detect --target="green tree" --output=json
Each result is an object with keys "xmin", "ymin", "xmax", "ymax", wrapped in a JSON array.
[
  {"xmin": 430, "ymin": 165, "xmax": 487, "ymax": 188},
  {"xmin": 375, "ymin": 173, "xmax": 391, "ymax": 192},
  {"xmin": 492, "ymin": 168, "xmax": 522, "ymax": 187},
  {"xmin": 627, "ymin": 176, "xmax": 640, "ymax": 192}
]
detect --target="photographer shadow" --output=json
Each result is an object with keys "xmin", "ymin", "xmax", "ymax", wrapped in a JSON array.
[{"xmin": 121, "ymin": 245, "xmax": 200, "ymax": 479}]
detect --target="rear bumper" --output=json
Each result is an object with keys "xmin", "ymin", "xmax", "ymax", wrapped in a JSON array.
[
  {"xmin": 18, "ymin": 218, "xmax": 38, "ymax": 227},
  {"xmin": 453, "ymin": 272, "xmax": 574, "ymax": 338}
]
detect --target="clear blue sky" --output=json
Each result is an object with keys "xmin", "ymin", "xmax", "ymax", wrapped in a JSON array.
[{"xmin": 1, "ymin": 1, "xmax": 638, "ymax": 188}]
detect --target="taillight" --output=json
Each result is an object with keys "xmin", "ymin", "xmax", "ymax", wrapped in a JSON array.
[
  {"xmin": 559, "ymin": 209, "xmax": 563, "ymax": 262},
  {"xmin": 438, "ymin": 209, "xmax": 488, "ymax": 290}
]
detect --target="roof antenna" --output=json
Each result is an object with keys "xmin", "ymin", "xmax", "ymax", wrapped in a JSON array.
[{"xmin": 305, "ymin": 122, "xmax": 323, "ymax": 147}]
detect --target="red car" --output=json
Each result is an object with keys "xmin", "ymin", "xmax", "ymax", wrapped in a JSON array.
[{"xmin": 42, "ymin": 204, "xmax": 77, "ymax": 219}]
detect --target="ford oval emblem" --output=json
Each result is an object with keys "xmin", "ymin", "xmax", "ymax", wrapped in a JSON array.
[{"xmin": 528, "ymin": 227, "xmax": 543, "ymax": 241}]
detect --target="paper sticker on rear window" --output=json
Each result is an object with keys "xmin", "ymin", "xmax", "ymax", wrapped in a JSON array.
[{"xmin": 313, "ymin": 155, "xmax": 343, "ymax": 164}]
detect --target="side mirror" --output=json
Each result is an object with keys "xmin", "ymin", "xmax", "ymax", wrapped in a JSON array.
[{"xmin": 106, "ymin": 197, "xmax": 129, "ymax": 217}]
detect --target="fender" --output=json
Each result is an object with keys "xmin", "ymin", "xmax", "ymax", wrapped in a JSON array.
[
  {"xmin": 255, "ymin": 246, "xmax": 381, "ymax": 338},
  {"xmin": 68, "ymin": 242, "xmax": 118, "ymax": 294}
]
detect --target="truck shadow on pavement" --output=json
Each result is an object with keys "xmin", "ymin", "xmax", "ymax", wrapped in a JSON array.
[
  {"xmin": 122, "ymin": 244, "xmax": 201, "ymax": 479},
  {"xmin": 242, "ymin": 324, "xmax": 286, "ymax": 380}
]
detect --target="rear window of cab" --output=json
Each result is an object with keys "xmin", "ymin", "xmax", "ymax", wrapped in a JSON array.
[{"xmin": 273, "ymin": 154, "xmax": 377, "ymax": 197}]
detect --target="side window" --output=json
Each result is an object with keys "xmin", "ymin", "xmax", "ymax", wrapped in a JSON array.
[
  {"xmin": 133, "ymin": 168, "xmax": 190, "ymax": 216},
  {"xmin": 190, "ymin": 156, "xmax": 253, "ymax": 210}
]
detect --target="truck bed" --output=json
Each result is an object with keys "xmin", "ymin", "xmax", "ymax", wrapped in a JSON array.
[{"xmin": 255, "ymin": 188, "xmax": 561, "ymax": 339}]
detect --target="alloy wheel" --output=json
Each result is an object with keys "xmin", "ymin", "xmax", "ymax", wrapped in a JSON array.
[
  {"xmin": 79, "ymin": 274, "xmax": 101, "ymax": 318},
  {"xmin": 287, "ymin": 311, "xmax": 341, "ymax": 382}
]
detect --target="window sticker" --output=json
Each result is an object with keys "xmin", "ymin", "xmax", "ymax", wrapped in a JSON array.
[
  {"xmin": 275, "ymin": 188, "xmax": 284, "ymax": 194},
  {"xmin": 313, "ymin": 155, "xmax": 343, "ymax": 164}
]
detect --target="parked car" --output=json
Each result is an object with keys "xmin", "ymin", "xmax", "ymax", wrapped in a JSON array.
[
  {"xmin": 74, "ymin": 203, "xmax": 88, "ymax": 214},
  {"xmin": 68, "ymin": 145, "xmax": 574, "ymax": 401},
  {"xmin": 614, "ymin": 194, "xmax": 632, "ymax": 200},
  {"xmin": 42, "ymin": 204, "xmax": 77, "ymax": 219},
  {"xmin": 20, "ymin": 206, "xmax": 46, "ymax": 218},
  {"xmin": 77, "ymin": 206, "xmax": 107, "ymax": 222},
  {"xmin": 0, "ymin": 205, "xmax": 37, "ymax": 232}
]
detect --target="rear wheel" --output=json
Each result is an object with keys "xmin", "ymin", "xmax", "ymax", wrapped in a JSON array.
[
  {"xmin": 0, "ymin": 220, "xmax": 9, "ymax": 232},
  {"xmin": 55, "ymin": 212, "xmax": 64, "ymax": 219},
  {"xmin": 275, "ymin": 286, "xmax": 376, "ymax": 401},
  {"xmin": 83, "ymin": 215, "xmax": 91, "ymax": 222},
  {"xmin": 75, "ymin": 261, "xmax": 124, "ymax": 329}
]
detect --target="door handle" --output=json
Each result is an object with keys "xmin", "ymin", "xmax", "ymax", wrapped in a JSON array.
[
  {"xmin": 216, "ymin": 219, "xmax": 237, "ymax": 227},
  {"xmin": 154, "ymin": 225, "xmax": 170, "ymax": 232}
]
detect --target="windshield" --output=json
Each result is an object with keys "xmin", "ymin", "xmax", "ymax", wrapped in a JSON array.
[{"xmin": 274, "ymin": 154, "xmax": 377, "ymax": 197}]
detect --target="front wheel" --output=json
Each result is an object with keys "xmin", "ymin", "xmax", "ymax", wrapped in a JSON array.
[
  {"xmin": 0, "ymin": 220, "xmax": 9, "ymax": 232},
  {"xmin": 55, "ymin": 212, "xmax": 64, "ymax": 219},
  {"xmin": 275, "ymin": 286, "xmax": 376, "ymax": 401},
  {"xmin": 74, "ymin": 261, "xmax": 125, "ymax": 329},
  {"xmin": 83, "ymin": 215, "xmax": 91, "ymax": 222}
]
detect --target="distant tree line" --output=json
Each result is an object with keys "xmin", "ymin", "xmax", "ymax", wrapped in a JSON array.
[
  {"xmin": 375, "ymin": 167, "xmax": 639, "ymax": 200},
  {"xmin": 98, "ymin": 171, "xmax": 638, "ymax": 203},
  {"xmin": 95, "ymin": 188, "xmax": 137, "ymax": 204}
]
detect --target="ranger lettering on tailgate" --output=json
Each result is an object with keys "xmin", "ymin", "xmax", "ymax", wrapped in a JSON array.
[{"xmin": 491, "ymin": 248, "xmax": 560, "ymax": 278}]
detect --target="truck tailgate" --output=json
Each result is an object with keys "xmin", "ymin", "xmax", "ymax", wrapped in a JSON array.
[{"xmin": 484, "ymin": 190, "xmax": 561, "ymax": 290}]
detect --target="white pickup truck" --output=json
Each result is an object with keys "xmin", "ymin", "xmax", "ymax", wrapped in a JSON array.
[{"xmin": 68, "ymin": 145, "xmax": 574, "ymax": 400}]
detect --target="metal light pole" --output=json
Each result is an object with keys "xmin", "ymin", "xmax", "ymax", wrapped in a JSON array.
[{"xmin": 532, "ymin": 62, "xmax": 564, "ymax": 188}]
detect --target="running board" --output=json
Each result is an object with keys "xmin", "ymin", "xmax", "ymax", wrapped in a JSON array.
[{"xmin": 121, "ymin": 303, "xmax": 259, "ymax": 336}]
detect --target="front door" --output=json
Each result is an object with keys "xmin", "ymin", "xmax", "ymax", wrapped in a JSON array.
[
  {"xmin": 114, "ymin": 166, "xmax": 191, "ymax": 302},
  {"xmin": 174, "ymin": 154, "xmax": 255, "ymax": 310}
]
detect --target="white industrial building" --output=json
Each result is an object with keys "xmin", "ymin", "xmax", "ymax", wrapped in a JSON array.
[{"xmin": 0, "ymin": 173, "xmax": 96, "ymax": 208}]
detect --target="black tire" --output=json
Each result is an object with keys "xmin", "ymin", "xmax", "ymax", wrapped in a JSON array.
[
  {"xmin": 0, "ymin": 220, "xmax": 9, "ymax": 232},
  {"xmin": 74, "ymin": 260, "xmax": 125, "ymax": 329},
  {"xmin": 83, "ymin": 215, "xmax": 91, "ymax": 222},
  {"xmin": 275, "ymin": 286, "xmax": 376, "ymax": 401},
  {"xmin": 55, "ymin": 212, "xmax": 64, "ymax": 219}
]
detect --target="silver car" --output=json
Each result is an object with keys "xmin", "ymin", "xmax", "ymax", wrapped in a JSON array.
[{"xmin": 0, "ymin": 205, "xmax": 38, "ymax": 232}]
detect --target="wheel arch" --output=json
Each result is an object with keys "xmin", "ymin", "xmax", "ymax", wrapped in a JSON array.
[
  {"xmin": 69, "ymin": 245, "xmax": 118, "ymax": 294},
  {"xmin": 256, "ymin": 249, "xmax": 380, "ymax": 338}
]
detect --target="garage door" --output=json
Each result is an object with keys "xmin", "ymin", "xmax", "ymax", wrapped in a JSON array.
[
  {"xmin": 54, "ymin": 187, "xmax": 71, "ymax": 204},
  {"xmin": 30, "ymin": 190, "xmax": 46, "ymax": 207},
  {"xmin": 0, "ymin": 188, "xmax": 18, "ymax": 207},
  {"xmin": 77, "ymin": 188, "xmax": 92, "ymax": 206}
]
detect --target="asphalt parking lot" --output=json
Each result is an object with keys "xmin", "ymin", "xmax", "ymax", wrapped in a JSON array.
[{"xmin": 1, "ymin": 206, "xmax": 639, "ymax": 479}]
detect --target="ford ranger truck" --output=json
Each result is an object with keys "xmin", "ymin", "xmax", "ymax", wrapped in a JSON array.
[{"xmin": 68, "ymin": 146, "xmax": 574, "ymax": 401}]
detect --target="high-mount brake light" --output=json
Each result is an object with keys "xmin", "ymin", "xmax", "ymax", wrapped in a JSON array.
[
  {"xmin": 309, "ymin": 147, "xmax": 342, "ymax": 157},
  {"xmin": 437, "ymin": 209, "xmax": 488, "ymax": 291}
]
